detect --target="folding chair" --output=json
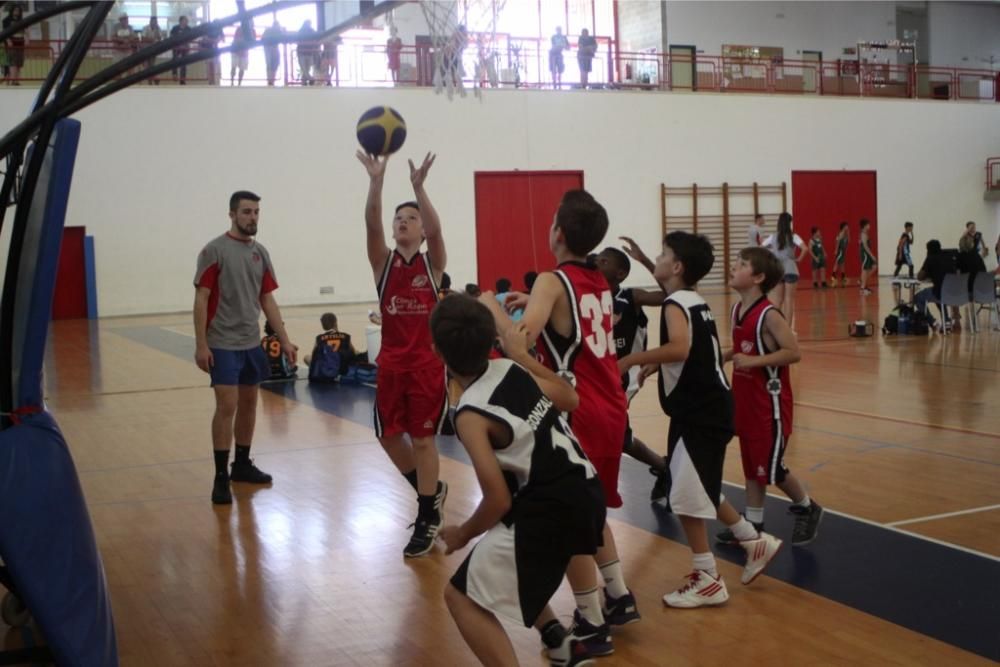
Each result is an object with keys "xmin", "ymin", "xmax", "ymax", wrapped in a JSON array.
[
  {"xmin": 971, "ymin": 272, "xmax": 999, "ymax": 332},
  {"xmin": 938, "ymin": 273, "xmax": 970, "ymax": 334}
]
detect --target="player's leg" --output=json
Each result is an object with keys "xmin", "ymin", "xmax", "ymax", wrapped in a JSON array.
[
  {"xmin": 784, "ymin": 276, "xmax": 798, "ymax": 329},
  {"xmin": 401, "ymin": 368, "xmax": 449, "ymax": 557},
  {"xmin": 622, "ymin": 426, "xmax": 668, "ymax": 501},
  {"xmin": 565, "ymin": 555, "xmax": 612, "ymax": 656},
  {"xmin": 229, "ymin": 348, "xmax": 272, "ymax": 484},
  {"xmin": 444, "ymin": 583, "xmax": 518, "ymax": 666},
  {"xmin": 775, "ymin": 460, "xmax": 823, "ymax": 545},
  {"xmin": 211, "ymin": 383, "xmax": 238, "ymax": 504}
]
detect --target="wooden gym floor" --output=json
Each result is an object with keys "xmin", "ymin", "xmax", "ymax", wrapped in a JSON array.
[{"xmin": 4, "ymin": 281, "xmax": 998, "ymax": 665}]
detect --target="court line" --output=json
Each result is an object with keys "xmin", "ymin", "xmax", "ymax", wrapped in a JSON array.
[
  {"xmin": 802, "ymin": 344, "xmax": 1000, "ymax": 375},
  {"xmin": 725, "ymin": 481, "xmax": 1000, "ymax": 562},
  {"xmin": 796, "ymin": 401, "xmax": 1000, "ymax": 440},
  {"xmin": 886, "ymin": 503, "xmax": 1000, "ymax": 527},
  {"xmin": 792, "ymin": 424, "xmax": 1000, "ymax": 467}
]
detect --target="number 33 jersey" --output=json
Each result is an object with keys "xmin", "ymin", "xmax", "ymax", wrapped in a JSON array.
[{"xmin": 536, "ymin": 262, "xmax": 628, "ymax": 460}]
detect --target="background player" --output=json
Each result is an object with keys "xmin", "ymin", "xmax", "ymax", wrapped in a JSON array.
[
  {"xmin": 357, "ymin": 150, "xmax": 449, "ymax": 558},
  {"xmin": 618, "ymin": 232, "xmax": 782, "ymax": 608},
  {"xmin": 596, "ymin": 242, "xmax": 669, "ymax": 501},
  {"xmin": 718, "ymin": 247, "xmax": 824, "ymax": 546},
  {"xmin": 859, "ymin": 218, "xmax": 878, "ymax": 295},
  {"xmin": 833, "ymin": 221, "xmax": 849, "ymax": 287}
]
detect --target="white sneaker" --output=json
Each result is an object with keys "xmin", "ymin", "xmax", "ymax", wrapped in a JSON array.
[
  {"xmin": 740, "ymin": 531, "xmax": 783, "ymax": 584},
  {"xmin": 662, "ymin": 570, "xmax": 729, "ymax": 608}
]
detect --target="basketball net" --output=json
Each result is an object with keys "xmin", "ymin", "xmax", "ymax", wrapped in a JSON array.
[{"xmin": 420, "ymin": 0, "xmax": 505, "ymax": 100}]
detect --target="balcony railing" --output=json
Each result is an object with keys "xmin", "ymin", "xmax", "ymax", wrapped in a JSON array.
[{"xmin": 3, "ymin": 37, "xmax": 998, "ymax": 105}]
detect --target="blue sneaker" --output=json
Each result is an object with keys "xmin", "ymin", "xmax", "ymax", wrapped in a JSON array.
[
  {"xmin": 548, "ymin": 634, "xmax": 596, "ymax": 667},
  {"xmin": 603, "ymin": 589, "xmax": 641, "ymax": 627},
  {"xmin": 569, "ymin": 609, "xmax": 613, "ymax": 656}
]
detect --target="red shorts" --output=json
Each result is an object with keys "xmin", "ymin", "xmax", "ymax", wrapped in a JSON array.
[
  {"xmin": 374, "ymin": 364, "xmax": 448, "ymax": 439},
  {"xmin": 738, "ymin": 427, "xmax": 790, "ymax": 486},
  {"xmin": 589, "ymin": 455, "xmax": 623, "ymax": 509}
]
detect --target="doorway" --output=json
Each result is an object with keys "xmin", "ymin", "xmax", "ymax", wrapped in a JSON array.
[{"xmin": 474, "ymin": 171, "xmax": 584, "ymax": 291}]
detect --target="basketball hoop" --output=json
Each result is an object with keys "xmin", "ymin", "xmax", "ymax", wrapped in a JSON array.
[{"xmin": 419, "ymin": 0, "xmax": 506, "ymax": 100}]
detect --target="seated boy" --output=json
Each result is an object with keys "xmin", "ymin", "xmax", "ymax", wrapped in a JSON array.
[
  {"xmin": 618, "ymin": 232, "xmax": 782, "ymax": 608},
  {"xmin": 433, "ymin": 295, "xmax": 604, "ymax": 667},
  {"xmin": 718, "ymin": 247, "xmax": 823, "ymax": 546},
  {"xmin": 261, "ymin": 321, "xmax": 297, "ymax": 379},
  {"xmin": 304, "ymin": 312, "xmax": 357, "ymax": 371}
]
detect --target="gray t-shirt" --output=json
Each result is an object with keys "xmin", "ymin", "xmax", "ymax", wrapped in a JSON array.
[{"xmin": 194, "ymin": 233, "xmax": 277, "ymax": 350}]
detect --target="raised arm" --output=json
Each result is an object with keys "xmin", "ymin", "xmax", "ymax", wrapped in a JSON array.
[
  {"xmin": 619, "ymin": 236, "xmax": 656, "ymax": 276},
  {"xmin": 632, "ymin": 286, "xmax": 666, "ymax": 307},
  {"xmin": 357, "ymin": 151, "xmax": 391, "ymax": 277},
  {"xmin": 410, "ymin": 153, "xmax": 447, "ymax": 276},
  {"xmin": 499, "ymin": 321, "xmax": 579, "ymax": 413}
]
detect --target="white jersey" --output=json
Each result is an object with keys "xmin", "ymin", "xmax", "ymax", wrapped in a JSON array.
[{"xmin": 456, "ymin": 358, "xmax": 595, "ymax": 493}]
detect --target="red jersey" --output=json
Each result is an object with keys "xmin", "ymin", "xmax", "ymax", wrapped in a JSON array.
[
  {"xmin": 731, "ymin": 297, "xmax": 793, "ymax": 439},
  {"xmin": 536, "ymin": 262, "xmax": 627, "ymax": 459},
  {"xmin": 376, "ymin": 250, "xmax": 442, "ymax": 371}
]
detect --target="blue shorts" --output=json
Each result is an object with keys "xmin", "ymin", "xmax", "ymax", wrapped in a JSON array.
[{"xmin": 210, "ymin": 346, "xmax": 270, "ymax": 386}]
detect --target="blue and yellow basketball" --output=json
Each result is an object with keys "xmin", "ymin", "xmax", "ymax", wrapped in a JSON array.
[{"xmin": 356, "ymin": 106, "xmax": 407, "ymax": 157}]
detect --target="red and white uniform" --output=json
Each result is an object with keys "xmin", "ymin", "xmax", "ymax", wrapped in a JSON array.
[
  {"xmin": 536, "ymin": 262, "xmax": 628, "ymax": 507},
  {"xmin": 373, "ymin": 250, "xmax": 447, "ymax": 438},
  {"xmin": 731, "ymin": 297, "xmax": 793, "ymax": 485}
]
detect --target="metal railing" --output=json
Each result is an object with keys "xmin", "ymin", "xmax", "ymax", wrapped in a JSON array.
[{"xmin": 4, "ymin": 37, "xmax": 998, "ymax": 104}]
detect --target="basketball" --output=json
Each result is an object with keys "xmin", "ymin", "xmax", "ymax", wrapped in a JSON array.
[{"xmin": 356, "ymin": 106, "xmax": 407, "ymax": 157}]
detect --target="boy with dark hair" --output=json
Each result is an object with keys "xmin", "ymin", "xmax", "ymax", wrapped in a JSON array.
[
  {"xmin": 595, "ymin": 244, "xmax": 669, "ymax": 501},
  {"xmin": 357, "ymin": 150, "xmax": 449, "ymax": 557},
  {"xmin": 833, "ymin": 221, "xmax": 850, "ymax": 287},
  {"xmin": 304, "ymin": 312, "xmax": 358, "ymax": 379},
  {"xmin": 894, "ymin": 222, "xmax": 915, "ymax": 278},
  {"xmin": 485, "ymin": 189, "xmax": 637, "ymax": 656},
  {"xmin": 618, "ymin": 232, "xmax": 782, "ymax": 608},
  {"xmin": 716, "ymin": 247, "xmax": 823, "ymax": 546},
  {"xmin": 434, "ymin": 296, "xmax": 603, "ymax": 667},
  {"xmin": 809, "ymin": 227, "xmax": 827, "ymax": 289}
]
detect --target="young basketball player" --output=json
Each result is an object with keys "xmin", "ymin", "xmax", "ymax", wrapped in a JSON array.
[
  {"xmin": 357, "ymin": 150, "xmax": 448, "ymax": 558},
  {"xmin": 618, "ymin": 232, "xmax": 782, "ymax": 608},
  {"xmin": 833, "ymin": 221, "xmax": 849, "ymax": 287},
  {"xmin": 809, "ymin": 227, "xmax": 827, "ymax": 288},
  {"xmin": 434, "ymin": 297, "xmax": 603, "ymax": 667},
  {"xmin": 595, "ymin": 244, "xmax": 669, "ymax": 501},
  {"xmin": 261, "ymin": 321, "xmax": 298, "ymax": 379},
  {"xmin": 484, "ymin": 190, "xmax": 638, "ymax": 656},
  {"xmin": 304, "ymin": 312, "xmax": 357, "ymax": 376},
  {"xmin": 716, "ymin": 247, "xmax": 824, "ymax": 547},
  {"xmin": 859, "ymin": 218, "xmax": 878, "ymax": 295},
  {"xmin": 894, "ymin": 222, "xmax": 914, "ymax": 279}
]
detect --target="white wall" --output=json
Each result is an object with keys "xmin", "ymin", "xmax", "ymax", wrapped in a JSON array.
[
  {"xmin": 0, "ymin": 86, "xmax": 997, "ymax": 316},
  {"xmin": 928, "ymin": 2, "xmax": 1000, "ymax": 70}
]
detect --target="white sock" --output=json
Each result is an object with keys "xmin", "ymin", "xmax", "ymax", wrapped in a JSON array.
[
  {"xmin": 793, "ymin": 494, "xmax": 811, "ymax": 508},
  {"xmin": 745, "ymin": 506, "xmax": 765, "ymax": 524},
  {"xmin": 692, "ymin": 552, "xmax": 718, "ymax": 578},
  {"xmin": 573, "ymin": 587, "xmax": 604, "ymax": 626},
  {"xmin": 598, "ymin": 560, "xmax": 628, "ymax": 599},
  {"xmin": 729, "ymin": 517, "xmax": 760, "ymax": 541}
]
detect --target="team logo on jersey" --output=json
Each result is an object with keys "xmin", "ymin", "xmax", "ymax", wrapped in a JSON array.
[
  {"xmin": 766, "ymin": 378, "xmax": 782, "ymax": 396},
  {"xmin": 252, "ymin": 253, "xmax": 260, "ymax": 263},
  {"xmin": 394, "ymin": 257, "xmax": 403, "ymax": 268},
  {"xmin": 740, "ymin": 340, "xmax": 754, "ymax": 353},
  {"xmin": 384, "ymin": 295, "xmax": 426, "ymax": 316},
  {"xmin": 411, "ymin": 275, "xmax": 429, "ymax": 288}
]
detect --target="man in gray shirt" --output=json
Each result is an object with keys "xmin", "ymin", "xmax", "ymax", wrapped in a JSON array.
[{"xmin": 194, "ymin": 190, "xmax": 297, "ymax": 504}]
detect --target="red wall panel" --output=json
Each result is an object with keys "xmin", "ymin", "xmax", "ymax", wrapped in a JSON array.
[
  {"xmin": 474, "ymin": 171, "xmax": 584, "ymax": 291},
  {"xmin": 52, "ymin": 226, "xmax": 88, "ymax": 320},
  {"xmin": 791, "ymin": 171, "xmax": 877, "ymax": 281}
]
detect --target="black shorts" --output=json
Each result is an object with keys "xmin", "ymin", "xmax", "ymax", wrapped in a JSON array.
[
  {"xmin": 451, "ymin": 476, "xmax": 605, "ymax": 626},
  {"xmin": 666, "ymin": 420, "xmax": 731, "ymax": 519}
]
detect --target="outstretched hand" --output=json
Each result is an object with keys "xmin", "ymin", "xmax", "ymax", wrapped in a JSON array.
[
  {"xmin": 619, "ymin": 236, "xmax": 650, "ymax": 264},
  {"xmin": 409, "ymin": 152, "xmax": 436, "ymax": 188},
  {"xmin": 356, "ymin": 150, "xmax": 389, "ymax": 179}
]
